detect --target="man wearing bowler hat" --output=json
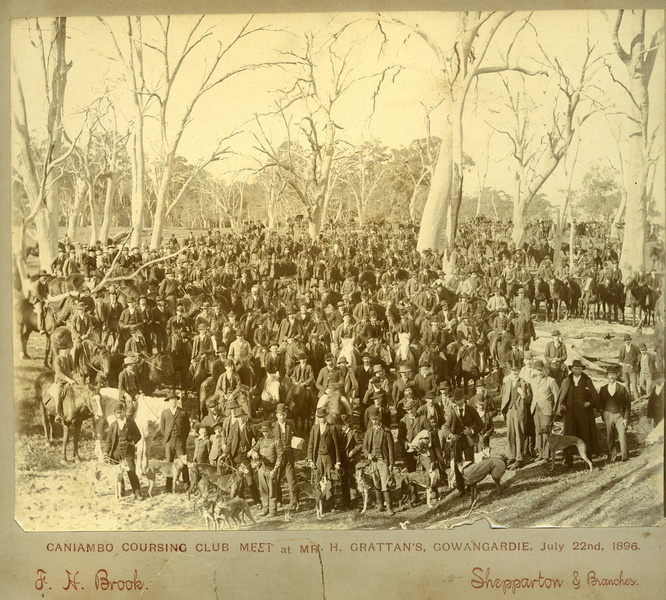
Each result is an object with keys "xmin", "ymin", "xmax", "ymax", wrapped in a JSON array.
[
  {"xmin": 250, "ymin": 421, "xmax": 283, "ymax": 516},
  {"xmin": 597, "ymin": 365, "xmax": 631, "ymax": 463},
  {"xmin": 444, "ymin": 388, "xmax": 483, "ymax": 495},
  {"xmin": 160, "ymin": 392, "xmax": 190, "ymax": 493},
  {"xmin": 557, "ymin": 359, "xmax": 600, "ymax": 466},
  {"xmin": 618, "ymin": 334, "xmax": 640, "ymax": 400},
  {"xmin": 545, "ymin": 330, "xmax": 567, "ymax": 366},
  {"xmin": 223, "ymin": 406, "xmax": 261, "ymax": 505},
  {"xmin": 105, "ymin": 402, "xmax": 143, "ymax": 500},
  {"xmin": 273, "ymin": 404, "xmax": 298, "ymax": 510},
  {"xmin": 307, "ymin": 406, "xmax": 342, "ymax": 514}
]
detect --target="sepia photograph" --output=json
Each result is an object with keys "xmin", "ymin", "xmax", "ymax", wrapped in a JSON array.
[{"xmin": 10, "ymin": 7, "xmax": 664, "ymax": 535}]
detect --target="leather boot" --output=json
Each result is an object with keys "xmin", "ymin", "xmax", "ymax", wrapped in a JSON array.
[
  {"xmin": 384, "ymin": 491, "xmax": 395, "ymax": 516},
  {"xmin": 375, "ymin": 489, "xmax": 385, "ymax": 511}
]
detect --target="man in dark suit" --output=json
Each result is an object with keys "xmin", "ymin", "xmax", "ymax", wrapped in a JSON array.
[
  {"xmin": 337, "ymin": 413, "xmax": 362, "ymax": 509},
  {"xmin": 307, "ymin": 406, "xmax": 342, "ymax": 483},
  {"xmin": 597, "ymin": 364, "xmax": 632, "ymax": 463},
  {"xmin": 397, "ymin": 398, "xmax": 428, "ymax": 473},
  {"xmin": 104, "ymin": 402, "xmax": 143, "ymax": 500},
  {"xmin": 444, "ymin": 388, "xmax": 483, "ymax": 495},
  {"xmin": 223, "ymin": 407, "xmax": 261, "ymax": 505},
  {"xmin": 273, "ymin": 403, "xmax": 298, "ymax": 510},
  {"xmin": 159, "ymin": 392, "xmax": 190, "ymax": 493},
  {"xmin": 362, "ymin": 406, "xmax": 396, "ymax": 514}
]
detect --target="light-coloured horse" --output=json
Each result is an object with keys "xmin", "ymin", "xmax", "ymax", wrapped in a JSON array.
[{"xmin": 96, "ymin": 388, "xmax": 165, "ymax": 476}]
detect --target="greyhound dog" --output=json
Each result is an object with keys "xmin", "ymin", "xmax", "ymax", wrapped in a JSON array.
[
  {"xmin": 214, "ymin": 497, "xmax": 258, "ymax": 529},
  {"xmin": 144, "ymin": 455, "xmax": 189, "ymax": 496},
  {"xmin": 547, "ymin": 421, "xmax": 594, "ymax": 471},
  {"xmin": 457, "ymin": 455, "xmax": 508, "ymax": 513},
  {"xmin": 92, "ymin": 458, "xmax": 129, "ymax": 499}
]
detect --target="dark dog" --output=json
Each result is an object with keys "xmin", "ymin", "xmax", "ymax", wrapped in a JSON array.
[
  {"xmin": 398, "ymin": 467, "xmax": 440, "ymax": 508},
  {"xmin": 187, "ymin": 461, "xmax": 223, "ymax": 500},
  {"xmin": 458, "ymin": 455, "xmax": 508, "ymax": 511},
  {"xmin": 292, "ymin": 479, "xmax": 330, "ymax": 519},
  {"xmin": 197, "ymin": 465, "xmax": 247, "ymax": 501},
  {"xmin": 354, "ymin": 463, "xmax": 374, "ymax": 514},
  {"xmin": 215, "ymin": 497, "xmax": 258, "ymax": 530},
  {"xmin": 144, "ymin": 455, "xmax": 189, "ymax": 496}
]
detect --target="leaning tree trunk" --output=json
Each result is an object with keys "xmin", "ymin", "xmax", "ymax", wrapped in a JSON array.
[
  {"xmin": 66, "ymin": 178, "xmax": 87, "ymax": 241},
  {"xmin": 98, "ymin": 174, "xmax": 115, "ymax": 243},
  {"xmin": 417, "ymin": 96, "xmax": 456, "ymax": 252}
]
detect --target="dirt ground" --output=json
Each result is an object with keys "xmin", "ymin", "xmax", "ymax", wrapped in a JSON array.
[{"xmin": 13, "ymin": 308, "xmax": 664, "ymax": 532}]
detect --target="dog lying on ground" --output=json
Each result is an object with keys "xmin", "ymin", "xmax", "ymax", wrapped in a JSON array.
[
  {"xmin": 214, "ymin": 497, "xmax": 258, "ymax": 530},
  {"xmin": 92, "ymin": 459, "xmax": 129, "ymax": 499},
  {"xmin": 144, "ymin": 455, "xmax": 189, "ymax": 497},
  {"xmin": 457, "ymin": 455, "xmax": 508, "ymax": 511}
]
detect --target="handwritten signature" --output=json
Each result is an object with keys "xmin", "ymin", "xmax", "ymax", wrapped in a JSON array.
[{"xmin": 35, "ymin": 568, "xmax": 146, "ymax": 592}]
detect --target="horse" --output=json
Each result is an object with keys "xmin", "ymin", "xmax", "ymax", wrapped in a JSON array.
[
  {"xmin": 446, "ymin": 341, "xmax": 481, "ymax": 394},
  {"xmin": 139, "ymin": 352, "xmax": 175, "ymax": 395},
  {"xmin": 511, "ymin": 315, "xmax": 535, "ymax": 352},
  {"xmin": 73, "ymin": 337, "xmax": 113, "ymax": 386},
  {"xmin": 285, "ymin": 380, "xmax": 316, "ymax": 436},
  {"xmin": 258, "ymin": 374, "xmax": 284, "ymax": 417},
  {"xmin": 567, "ymin": 277, "xmax": 582, "ymax": 318},
  {"xmin": 337, "ymin": 337, "xmax": 360, "ymax": 369},
  {"xmin": 394, "ymin": 332, "xmax": 417, "ymax": 373},
  {"xmin": 315, "ymin": 387, "xmax": 352, "ymax": 423},
  {"xmin": 625, "ymin": 277, "xmax": 660, "ymax": 327},
  {"xmin": 35, "ymin": 370, "xmax": 96, "ymax": 462},
  {"xmin": 95, "ymin": 389, "xmax": 166, "ymax": 476},
  {"xmin": 14, "ymin": 298, "xmax": 39, "ymax": 360},
  {"xmin": 582, "ymin": 277, "xmax": 600, "ymax": 322},
  {"xmin": 599, "ymin": 278, "xmax": 624, "ymax": 323},
  {"xmin": 533, "ymin": 276, "xmax": 552, "ymax": 322},
  {"xmin": 549, "ymin": 278, "xmax": 571, "ymax": 322}
]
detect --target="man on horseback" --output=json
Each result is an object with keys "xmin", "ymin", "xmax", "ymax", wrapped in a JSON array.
[
  {"xmin": 118, "ymin": 356, "xmax": 144, "ymax": 418},
  {"xmin": 68, "ymin": 300, "xmax": 94, "ymax": 374},
  {"xmin": 53, "ymin": 339, "xmax": 77, "ymax": 424}
]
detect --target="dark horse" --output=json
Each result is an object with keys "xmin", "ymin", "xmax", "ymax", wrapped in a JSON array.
[
  {"xmin": 625, "ymin": 277, "xmax": 660, "ymax": 327},
  {"xmin": 35, "ymin": 371, "xmax": 95, "ymax": 462},
  {"xmin": 549, "ymin": 278, "xmax": 571, "ymax": 322},
  {"xmin": 582, "ymin": 277, "xmax": 600, "ymax": 322},
  {"xmin": 599, "ymin": 278, "xmax": 624, "ymax": 323},
  {"xmin": 533, "ymin": 276, "xmax": 552, "ymax": 322}
]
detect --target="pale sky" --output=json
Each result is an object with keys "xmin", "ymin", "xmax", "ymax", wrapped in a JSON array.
[{"xmin": 11, "ymin": 10, "xmax": 665, "ymax": 214}]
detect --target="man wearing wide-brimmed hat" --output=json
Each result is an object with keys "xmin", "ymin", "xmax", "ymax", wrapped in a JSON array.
[
  {"xmin": 597, "ymin": 364, "xmax": 631, "ymax": 463},
  {"xmin": 362, "ymin": 406, "xmax": 396, "ymax": 514},
  {"xmin": 28, "ymin": 269, "xmax": 50, "ymax": 334},
  {"xmin": 501, "ymin": 361, "xmax": 531, "ymax": 469},
  {"xmin": 638, "ymin": 343, "xmax": 658, "ymax": 397},
  {"xmin": 251, "ymin": 420, "xmax": 283, "ymax": 516},
  {"xmin": 397, "ymin": 398, "xmax": 428, "ymax": 474},
  {"xmin": 556, "ymin": 359, "xmax": 600, "ymax": 465},
  {"xmin": 530, "ymin": 359, "xmax": 560, "ymax": 461}
]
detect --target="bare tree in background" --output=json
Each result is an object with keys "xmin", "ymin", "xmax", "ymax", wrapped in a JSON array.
[
  {"xmin": 385, "ymin": 12, "xmax": 545, "ymax": 265},
  {"xmin": 12, "ymin": 17, "xmax": 73, "ymax": 276},
  {"xmin": 609, "ymin": 10, "xmax": 664, "ymax": 271},
  {"xmin": 253, "ymin": 25, "xmax": 399, "ymax": 239}
]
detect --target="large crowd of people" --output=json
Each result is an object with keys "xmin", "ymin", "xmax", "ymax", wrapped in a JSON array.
[{"xmin": 21, "ymin": 216, "xmax": 664, "ymax": 519}]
